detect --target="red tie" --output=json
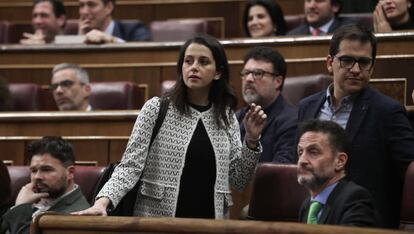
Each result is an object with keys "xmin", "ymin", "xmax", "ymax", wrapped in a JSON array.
[{"xmin": 311, "ymin": 28, "xmax": 321, "ymax": 36}]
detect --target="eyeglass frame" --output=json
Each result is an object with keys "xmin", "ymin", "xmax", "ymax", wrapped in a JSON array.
[
  {"xmin": 49, "ymin": 79, "xmax": 84, "ymax": 91},
  {"xmin": 240, "ymin": 69, "xmax": 279, "ymax": 81},
  {"xmin": 333, "ymin": 55, "xmax": 373, "ymax": 71}
]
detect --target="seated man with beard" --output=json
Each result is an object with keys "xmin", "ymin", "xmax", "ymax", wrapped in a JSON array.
[
  {"xmin": 296, "ymin": 119, "xmax": 378, "ymax": 226},
  {"xmin": 0, "ymin": 137, "xmax": 90, "ymax": 234}
]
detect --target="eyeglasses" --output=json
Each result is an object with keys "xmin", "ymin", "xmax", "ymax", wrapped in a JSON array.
[
  {"xmin": 240, "ymin": 69, "xmax": 278, "ymax": 80},
  {"xmin": 49, "ymin": 80, "xmax": 78, "ymax": 91},
  {"xmin": 334, "ymin": 55, "xmax": 373, "ymax": 71}
]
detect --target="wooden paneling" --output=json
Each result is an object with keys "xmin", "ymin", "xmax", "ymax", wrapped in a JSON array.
[
  {"xmin": 0, "ymin": 136, "xmax": 128, "ymax": 166},
  {"xmin": 0, "ymin": 111, "xmax": 137, "ymax": 136}
]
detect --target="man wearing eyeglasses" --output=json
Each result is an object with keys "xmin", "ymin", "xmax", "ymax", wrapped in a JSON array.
[
  {"xmin": 51, "ymin": 63, "xmax": 92, "ymax": 111},
  {"xmin": 237, "ymin": 46, "xmax": 297, "ymax": 163},
  {"xmin": 298, "ymin": 24, "xmax": 414, "ymax": 229}
]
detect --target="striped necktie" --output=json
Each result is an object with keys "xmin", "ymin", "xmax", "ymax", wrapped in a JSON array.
[
  {"xmin": 311, "ymin": 28, "xmax": 321, "ymax": 36},
  {"xmin": 307, "ymin": 201, "xmax": 323, "ymax": 224}
]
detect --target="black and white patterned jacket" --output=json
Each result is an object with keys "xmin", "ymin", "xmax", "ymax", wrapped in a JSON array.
[{"xmin": 98, "ymin": 97, "xmax": 261, "ymax": 218}]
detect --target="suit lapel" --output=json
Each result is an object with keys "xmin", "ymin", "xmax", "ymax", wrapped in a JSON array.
[
  {"xmin": 318, "ymin": 179, "xmax": 347, "ymax": 224},
  {"xmin": 345, "ymin": 88, "xmax": 371, "ymax": 141},
  {"xmin": 305, "ymin": 92, "xmax": 326, "ymax": 119}
]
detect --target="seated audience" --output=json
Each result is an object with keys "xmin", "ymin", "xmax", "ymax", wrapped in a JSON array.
[
  {"xmin": 237, "ymin": 46, "xmax": 297, "ymax": 163},
  {"xmin": 242, "ymin": 0, "xmax": 287, "ymax": 37},
  {"xmin": 373, "ymin": 0, "xmax": 414, "ymax": 32},
  {"xmin": 288, "ymin": 0, "xmax": 355, "ymax": 36},
  {"xmin": 51, "ymin": 63, "xmax": 92, "ymax": 111},
  {"xmin": 0, "ymin": 160, "xmax": 11, "ymax": 217},
  {"xmin": 20, "ymin": 0, "xmax": 66, "ymax": 44},
  {"xmin": 78, "ymin": 0, "xmax": 151, "ymax": 43},
  {"xmin": 298, "ymin": 24, "xmax": 414, "ymax": 228},
  {"xmin": 0, "ymin": 136, "xmax": 90, "ymax": 234},
  {"xmin": 297, "ymin": 119, "xmax": 378, "ymax": 226},
  {"xmin": 0, "ymin": 78, "xmax": 12, "ymax": 111}
]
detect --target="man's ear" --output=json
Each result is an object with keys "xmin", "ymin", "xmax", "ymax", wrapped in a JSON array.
[
  {"xmin": 326, "ymin": 55, "xmax": 334, "ymax": 74},
  {"xmin": 332, "ymin": 4, "xmax": 340, "ymax": 15},
  {"xmin": 335, "ymin": 152, "xmax": 348, "ymax": 171},
  {"xmin": 57, "ymin": 15, "xmax": 66, "ymax": 29},
  {"xmin": 83, "ymin": 84, "xmax": 92, "ymax": 97},
  {"xmin": 104, "ymin": 1, "xmax": 115, "ymax": 16},
  {"xmin": 66, "ymin": 165, "xmax": 75, "ymax": 180}
]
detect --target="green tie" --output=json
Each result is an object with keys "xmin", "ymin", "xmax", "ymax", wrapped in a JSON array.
[{"xmin": 307, "ymin": 201, "xmax": 323, "ymax": 224}]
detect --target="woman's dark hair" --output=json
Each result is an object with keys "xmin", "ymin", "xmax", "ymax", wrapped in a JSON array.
[
  {"xmin": 0, "ymin": 160, "xmax": 11, "ymax": 208},
  {"xmin": 243, "ymin": 0, "xmax": 287, "ymax": 36},
  {"xmin": 167, "ymin": 34, "xmax": 237, "ymax": 129}
]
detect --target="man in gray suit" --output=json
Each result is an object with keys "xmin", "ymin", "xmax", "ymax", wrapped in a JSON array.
[{"xmin": 1, "ymin": 137, "xmax": 90, "ymax": 234}]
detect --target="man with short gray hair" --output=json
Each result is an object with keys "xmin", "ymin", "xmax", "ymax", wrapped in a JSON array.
[{"xmin": 51, "ymin": 63, "xmax": 92, "ymax": 111}]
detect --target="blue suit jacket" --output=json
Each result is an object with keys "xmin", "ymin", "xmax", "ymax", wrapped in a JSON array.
[
  {"xmin": 287, "ymin": 17, "xmax": 356, "ymax": 36},
  {"xmin": 112, "ymin": 20, "xmax": 151, "ymax": 41},
  {"xmin": 298, "ymin": 87, "xmax": 414, "ymax": 228},
  {"xmin": 237, "ymin": 95, "xmax": 298, "ymax": 163},
  {"xmin": 299, "ymin": 179, "xmax": 378, "ymax": 227}
]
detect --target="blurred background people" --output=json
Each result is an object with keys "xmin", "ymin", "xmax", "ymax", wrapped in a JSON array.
[
  {"xmin": 51, "ymin": 63, "xmax": 92, "ymax": 111},
  {"xmin": 288, "ymin": 0, "xmax": 354, "ymax": 36},
  {"xmin": 20, "ymin": 0, "xmax": 66, "ymax": 44},
  {"xmin": 78, "ymin": 0, "xmax": 151, "ymax": 43},
  {"xmin": 373, "ymin": 0, "xmax": 414, "ymax": 32},
  {"xmin": 243, "ymin": 0, "xmax": 287, "ymax": 37}
]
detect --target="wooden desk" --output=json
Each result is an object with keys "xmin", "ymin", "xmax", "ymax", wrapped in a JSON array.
[
  {"xmin": 1, "ymin": 33, "xmax": 414, "ymax": 104},
  {"xmin": 30, "ymin": 214, "xmax": 409, "ymax": 234}
]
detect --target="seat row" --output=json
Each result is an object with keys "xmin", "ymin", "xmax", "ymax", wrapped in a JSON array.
[
  {"xmin": 7, "ymin": 81, "xmax": 147, "ymax": 111},
  {"xmin": 6, "ymin": 161, "xmax": 414, "ymax": 230}
]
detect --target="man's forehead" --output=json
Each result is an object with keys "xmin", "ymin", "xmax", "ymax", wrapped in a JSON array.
[
  {"xmin": 244, "ymin": 59, "xmax": 274, "ymax": 69},
  {"xmin": 299, "ymin": 131, "xmax": 329, "ymax": 145},
  {"xmin": 52, "ymin": 69, "xmax": 78, "ymax": 81},
  {"xmin": 30, "ymin": 153, "xmax": 62, "ymax": 167},
  {"xmin": 33, "ymin": 2, "xmax": 54, "ymax": 14}
]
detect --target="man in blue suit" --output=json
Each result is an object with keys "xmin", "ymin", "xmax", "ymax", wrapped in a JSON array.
[
  {"xmin": 78, "ymin": 0, "xmax": 150, "ymax": 43},
  {"xmin": 298, "ymin": 24, "xmax": 414, "ymax": 228}
]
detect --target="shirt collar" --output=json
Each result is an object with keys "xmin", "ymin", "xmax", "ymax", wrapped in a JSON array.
[
  {"xmin": 104, "ymin": 20, "xmax": 115, "ymax": 35},
  {"xmin": 310, "ymin": 18, "xmax": 335, "ymax": 34},
  {"xmin": 311, "ymin": 182, "xmax": 338, "ymax": 205},
  {"xmin": 325, "ymin": 84, "xmax": 355, "ymax": 107}
]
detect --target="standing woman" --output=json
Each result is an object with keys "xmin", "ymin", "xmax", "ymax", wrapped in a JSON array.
[
  {"xmin": 243, "ymin": 0, "xmax": 287, "ymax": 37},
  {"xmin": 74, "ymin": 35, "xmax": 267, "ymax": 219},
  {"xmin": 374, "ymin": 0, "xmax": 414, "ymax": 32}
]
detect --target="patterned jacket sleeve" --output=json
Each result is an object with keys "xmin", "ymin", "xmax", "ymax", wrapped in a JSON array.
[
  {"xmin": 97, "ymin": 97, "xmax": 160, "ymax": 207},
  {"xmin": 228, "ymin": 113, "xmax": 261, "ymax": 191}
]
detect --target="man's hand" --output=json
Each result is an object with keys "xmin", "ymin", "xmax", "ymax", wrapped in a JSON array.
[
  {"xmin": 243, "ymin": 103, "xmax": 267, "ymax": 149},
  {"xmin": 373, "ymin": 3, "xmax": 392, "ymax": 33},
  {"xmin": 15, "ymin": 182, "xmax": 49, "ymax": 205},
  {"xmin": 20, "ymin": 30, "xmax": 46, "ymax": 45},
  {"xmin": 84, "ymin": 29, "xmax": 117, "ymax": 44}
]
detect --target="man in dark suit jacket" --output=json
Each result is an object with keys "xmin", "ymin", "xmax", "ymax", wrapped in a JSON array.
[
  {"xmin": 298, "ymin": 24, "xmax": 414, "ymax": 228},
  {"xmin": 78, "ymin": 0, "xmax": 150, "ymax": 43},
  {"xmin": 237, "ymin": 46, "xmax": 297, "ymax": 163},
  {"xmin": 288, "ymin": 0, "xmax": 354, "ymax": 36},
  {"xmin": 0, "ymin": 137, "xmax": 90, "ymax": 234},
  {"xmin": 297, "ymin": 119, "xmax": 378, "ymax": 226}
]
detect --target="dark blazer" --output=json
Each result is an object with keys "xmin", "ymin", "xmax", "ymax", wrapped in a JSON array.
[
  {"xmin": 298, "ymin": 87, "xmax": 414, "ymax": 228},
  {"xmin": 299, "ymin": 179, "xmax": 378, "ymax": 226},
  {"xmin": 112, "ymin": 20, "xmax": 151, "ymax": 41},
  {"xmin": 237, "ymin": 95, "xmax": 298, "ymax": 163},
  {"xmin": 287, "ymin": 17, "xmax": 356, "ymax": 35},
  {"xmin": 1, "ymin": 186, "xmax": 90, "ymax": 234}
]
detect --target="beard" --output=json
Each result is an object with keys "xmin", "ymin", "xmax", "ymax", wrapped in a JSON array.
[
  {"xmin": 33, "ymin": 176, "xmax": 68, "ymax": 199},
  {"xmin": 243, "ymin": 91, "xmax": 261, "ymax": 104},
  {"xmin": 297, "ymin": 166, "xmax": 330, "ymax": 191}
]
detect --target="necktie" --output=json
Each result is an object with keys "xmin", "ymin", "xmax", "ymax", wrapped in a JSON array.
[
  {"xmin": 307, "ymin": 201, "xmax": 323, "ymax": 224},
  {"xmin": 311, "ymin": 28, "xmax": 321, "ymax": 36}
]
